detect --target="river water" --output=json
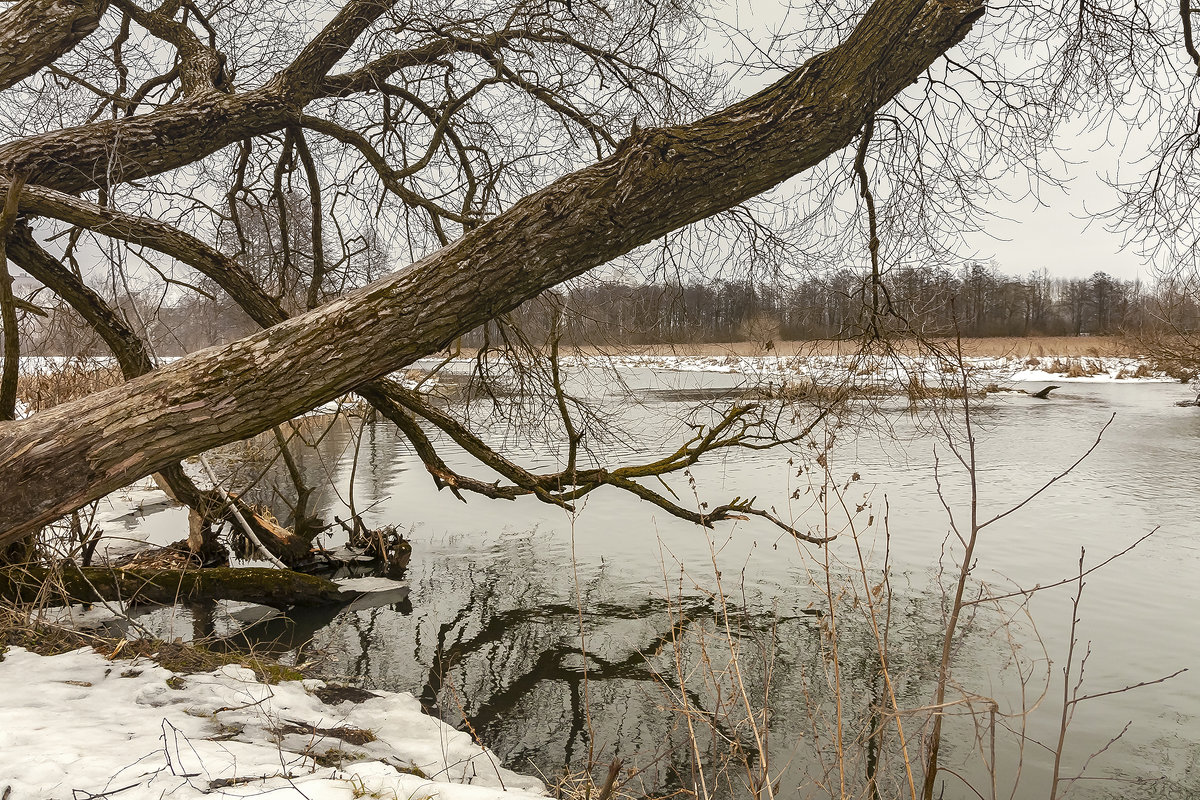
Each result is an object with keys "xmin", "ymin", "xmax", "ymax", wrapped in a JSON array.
[{"xmin": 104, "ymin": 366, "xmax": 1200, "ymax": 799}]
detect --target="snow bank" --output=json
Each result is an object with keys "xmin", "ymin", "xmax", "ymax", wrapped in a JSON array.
[
  {"xmin": 0, "ymin": 647, "xmax": 546, "ymax": 800},
  {"xmin": 560, "ymin": 353, "xmax": 1174, "ymax": 385}
]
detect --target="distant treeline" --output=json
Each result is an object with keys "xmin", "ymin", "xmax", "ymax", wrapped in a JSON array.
[
  {"xmin": 468, "ymin": 264, "xmax": 1193, "ymax": 347},
  {"xmin": 22, "ymin": 262, "xmax": 1199, "ymax": 356}
]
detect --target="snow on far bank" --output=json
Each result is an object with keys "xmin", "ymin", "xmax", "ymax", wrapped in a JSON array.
[
  {"xmin": 559, "ymin": 353, "xmax": 1177, "ymax": 385},
  {"xmin": 0, "ymin": 646, "xmax": 546, "ymax": 800}
]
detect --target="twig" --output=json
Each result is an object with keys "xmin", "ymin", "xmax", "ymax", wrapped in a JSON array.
[
  {"xmin": 198, "ymin": 454, "xmax": 287, "ymax": 569},
  {"xmin": 962, "ymin": 528, "xmax": 1159, "ymax": 607},
  {"xmin": 596, "ymin": 757, "xmax": 624, "ymax": 800},
  {"xmin": 977, "ymin": 414, "xmax": 1115, "ymax": 532},
  {"xmin": 1070, "ymin": 669, "xmax": 1188, "ymax": 705}
]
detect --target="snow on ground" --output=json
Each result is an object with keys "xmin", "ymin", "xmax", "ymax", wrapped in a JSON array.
[
  {"xmin": 559, "ymin": 352, "xmax": 1175, "ymax": 385},
  {"xmin": 15, "ymin": 351, "xmax": 1173, "ymax": 388},
  {"xmin": 0, "ymin": 646, "xmax": 547, "ymax": 800}
]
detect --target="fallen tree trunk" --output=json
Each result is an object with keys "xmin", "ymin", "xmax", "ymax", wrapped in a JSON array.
[
  {"xmin": 0, "ymin": 564, "xmax": 349, "ymax": 609},
  {"xmin": 0, "ymin": 0, "xmax": 985, "ymax": 543}
]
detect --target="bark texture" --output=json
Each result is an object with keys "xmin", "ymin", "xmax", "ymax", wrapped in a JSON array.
[
  {"xmin": 0, "ymin": 0, "xmax": 984, "ymax": 543},
  {"xmin": 0, "ymin": 0, "xmax": 105, "ymax": 92}
]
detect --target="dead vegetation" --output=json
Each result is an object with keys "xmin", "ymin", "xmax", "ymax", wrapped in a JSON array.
[
  {"xmin": 1036, "ymin": 356, "xmax": 1107, "ymax": 377},
  {"xmin": 14, "ymin": 358, "xmax": 124, "ymax": 413},
  {"xmin": 0, "ymin": 597, "xmax": 307, "ymax": 684},
  {"xmin": 531, "ymin": 336, "xmax": 1139, "ymax": 360}
]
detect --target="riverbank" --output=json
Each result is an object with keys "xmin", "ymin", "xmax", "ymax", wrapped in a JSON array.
[
  {"xmin": 554, "ymin": 351, "xmax": 1172, "ymax": 385},
  {"xmin": 0, "ymin": 644, "xmax": 548, "ymax": 800},
  {"xmin": 452, "ymin": 335, "xmax": 1139, "ymax": 359},
  {"xmin": 436, "ymin": 335, "xmax": 1178, "ymax": 386}
]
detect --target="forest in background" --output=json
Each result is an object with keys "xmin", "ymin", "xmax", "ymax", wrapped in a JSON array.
[{"xmin": 15, "ymin": 260, "xmax": 1195, "ymax": 356}]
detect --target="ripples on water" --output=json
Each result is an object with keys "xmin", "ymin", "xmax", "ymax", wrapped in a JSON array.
[{"xmin": 120, "ymin": 371, "xmax": 1200, "ymax": 799}]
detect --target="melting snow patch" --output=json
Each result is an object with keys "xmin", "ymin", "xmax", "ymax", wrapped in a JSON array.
[
  {"xmin": 0, "ymin": 646, "xmax": 546, "ymax": 800},
  {"xmin": 336, "ymin": 576, "xmax": 410, "ymax": 594}
]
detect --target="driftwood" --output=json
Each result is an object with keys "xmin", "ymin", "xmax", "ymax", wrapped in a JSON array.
[
  {"xmin": 1031, "ymin": 385, "xmax": 1061, "ymax": 399},
  {"xmin": 0, "ymin": 564, "xmax": 349, "ymax": 609},
  {"xmin": 210, "ymin": 495, "xmax": 316, "ymax": 565}
]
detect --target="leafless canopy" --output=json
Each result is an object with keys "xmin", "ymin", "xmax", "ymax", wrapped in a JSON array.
[{"xmin": 0, "ymin": 0, "xmax": 1197, "ymax": 546}]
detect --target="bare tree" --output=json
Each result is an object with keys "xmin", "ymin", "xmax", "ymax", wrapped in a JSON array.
[
  {"xmin": 0, "ymin": 0, "xmax": 1196, "ymax": 545},
  {"xmin": 0, "ymin": 0, "xmax": 989, "ymax": 543}
]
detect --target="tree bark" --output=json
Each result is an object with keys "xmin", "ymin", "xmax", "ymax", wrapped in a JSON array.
[
  {"xmin": 0, "ymin": 0, "xmax": 106, "ymax": 92},
  {"xmin": 0, "ymin": 177, "xmax": 24, "ymax": 420},
  {"xmin": 0, "ymin": 0, "xmax": 984, "ymax": 543}
]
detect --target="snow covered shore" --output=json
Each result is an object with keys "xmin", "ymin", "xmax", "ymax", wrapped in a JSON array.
[
  {"xmin": 10, "ymin": 352, "xmax": 1178, "ymax": 424},
  {"xmin": 14, "ymin": 351, "xmax": 1176, "ymax": 386},
  {"xmin": 558, "ymin": 352, "xmax": 1175, "ymax": 384},
  {"xmin": 0, "ymin": 646, "xmax": 546, "ymax": 800}
]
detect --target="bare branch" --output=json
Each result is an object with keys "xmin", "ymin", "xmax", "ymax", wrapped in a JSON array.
[
  {"xmin": 0, "ymin": 0, "xmax": 105, "ymax": 92},
  {"xmin": 0, "ymin": 173, "xmax": 26, "ymax": 420}
]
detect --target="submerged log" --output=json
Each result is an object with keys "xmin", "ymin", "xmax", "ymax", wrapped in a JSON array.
[{"xmin": 0, "ymin": 564, "xmax": 349, "ymax": 609}]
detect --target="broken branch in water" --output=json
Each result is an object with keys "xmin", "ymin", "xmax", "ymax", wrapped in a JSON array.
[{"xmin": 380, "ymin": 375, "xmax": 839, "ymax": 544}]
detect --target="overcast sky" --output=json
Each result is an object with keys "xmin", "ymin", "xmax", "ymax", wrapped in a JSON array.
[
  {"xmin": 722, "ymin": 2, "xmax": 1159, "ymax": 284},
  {"xmin": 957, "ymin": 131, "xmax": 1159, "ymax": 282},
  {"xmin": 960, "ymin": 170, "xmax": 1150, "ymax": 282}
]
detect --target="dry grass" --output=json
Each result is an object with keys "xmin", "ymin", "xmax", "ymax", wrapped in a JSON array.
[
  {"xmin": 0, "ymin": 600, "xmax": 93, "ymax": 658},
  {"xmin": 110, "ymin": 639, "xmax": 307, "ymax": 683},
  {"xmin": 458, "ymin": 336, "xmax": 1137, "ymax": 360},
  {"xmin": 0, "ymin": 593, "xmax": 306, "ymax": 684},
  {"xmin": 16, "ymin": 358, "xmax": 124, "ymax": 413},
  {"xmin": 1039, "ymin": 357, "xmax": 1108, "ymax": 377}
]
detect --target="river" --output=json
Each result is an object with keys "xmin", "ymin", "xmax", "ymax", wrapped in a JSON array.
[{"xmin": 100, "ymin": 365, "xmax": 1200, "ymax": 799}]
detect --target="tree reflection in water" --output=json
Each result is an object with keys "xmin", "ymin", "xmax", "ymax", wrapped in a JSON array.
[{"xmin": 171, "ymin": 404, "xmax": 1200, "ymax": 800}]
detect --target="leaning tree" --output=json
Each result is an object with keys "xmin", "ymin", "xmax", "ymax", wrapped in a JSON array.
[
  {"xmin": 0, "ymin": 0, "xmax": 987, "ymax": 543},
  {"xmin": 0, "ymin": 0, "xmax": 1194, "ymax": 546}
]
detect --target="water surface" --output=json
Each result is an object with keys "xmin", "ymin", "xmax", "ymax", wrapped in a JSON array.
[{"xmin": 110, "ymin": 371, "xmax": 1200, "ymax": 798}]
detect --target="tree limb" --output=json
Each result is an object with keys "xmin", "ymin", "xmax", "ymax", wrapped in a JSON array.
[
  {"xmin": 0, "ymin": 0, "xmax": 986, "ymax": 541},
  {"xmin": 0, "ymin": 174, "xmax": 25, "ymax": 420},
  {"xmin": 0, "ymin": 0, "xmax": 105, "ymax": 92}
]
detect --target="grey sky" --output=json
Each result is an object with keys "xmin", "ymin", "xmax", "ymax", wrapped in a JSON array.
[
  {"xmin": 722, "ymin": 1, "xmax": 1158, "ymax": 284},
  {"xmin": 961, "ymin": 168, "xmax": 1151, "ymax": 282}
]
